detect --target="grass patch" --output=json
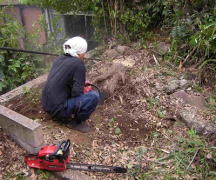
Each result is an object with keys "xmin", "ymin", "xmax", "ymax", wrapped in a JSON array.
[{"xmin": 137, "ymin": 129, "xmax": 216, "ymax": 179}]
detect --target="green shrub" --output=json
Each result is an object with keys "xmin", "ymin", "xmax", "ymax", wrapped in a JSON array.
[
  {"xmin": 0, "ymin": 7, "xmax": 39, "ymax": 94},
  {"xmin": 21, "ymin": 0, "xmax": 216, "ymax": 85}
]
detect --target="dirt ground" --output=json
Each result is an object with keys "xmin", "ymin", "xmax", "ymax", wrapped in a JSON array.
[
  {"xmin": 4, "ymin": 90, "xmax": 180, "ymax": 180},
  {"xmin": 1, "ymin": 48, "xmax": 215, "ymax": 180}
]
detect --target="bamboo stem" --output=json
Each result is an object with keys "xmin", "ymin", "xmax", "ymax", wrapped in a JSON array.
[
  {"xmin": 114, "ymin": 0, "xmax": 118, "ymax": 37},
  {"xmin": 179, "ymin": 47, "xmax": 197, "ymax": 68},
  {"xmin": 101, "ymin": 0, "xmax": 108, "ymax": 35}
]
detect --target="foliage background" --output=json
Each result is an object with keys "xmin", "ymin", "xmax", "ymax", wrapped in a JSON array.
[
  {"xmin": 1, "ymin": 0, "xmax": 214, "ymax": 91},
  {"xmin": 0, "ymin": 0, "xmax": 213, "ymax": 94},
  {"xmin": 0, "ymin": 6, "xmax": 40, "ymax": 94},
  {"xmin": 0, "ymin": 0, "xmax": 214, "ymax": 179},
  {"xmin": 20, "ymin": 0, "xmax": 216, "ymax": 86}
]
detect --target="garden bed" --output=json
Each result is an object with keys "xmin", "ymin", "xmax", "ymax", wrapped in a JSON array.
[
  {"xmin": 1, "ymin": 48, "xmax": 215, "ymax": 179},
  {"xmin": 4, "ymin": 76, "xmax": 186, "ymax": 179}
]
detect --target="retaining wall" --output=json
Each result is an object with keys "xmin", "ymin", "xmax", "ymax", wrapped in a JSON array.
[
  {"xmin": 0, "ymin": 74, "xmax": 47, "ymax": 153},
  {"xmin": 0, "ymin": 73, "xmax": 94, "ymax": 179}
]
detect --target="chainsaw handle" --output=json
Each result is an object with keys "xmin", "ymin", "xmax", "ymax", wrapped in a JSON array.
[
  {"xmin": 57, "ymin": 139, "xmax": 70, "ymax": 153},
  {"xmin": 84, "ymin": 83, "xmax": 104, "ymax": 104},
  {"xmin": 61, "ymin": 139, "xmax": 70, "ymax": 153},
  {"xmin": 50, "ymin": 139, "xmax": 70, "ymax": 160}
]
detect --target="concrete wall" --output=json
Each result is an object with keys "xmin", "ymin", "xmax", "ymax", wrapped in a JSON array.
[
  {"xmin": 4, "ymin": 6, "xmax": 25, "ymax": 48},
  {"xmin": 22, "ymin": 6, "xmax": 47, "ymax": 45},
  {"xmin": 0, "ymin": 0, "xmax": 19, "ymax": 5},
  {"xmin": 2, "ymin": 4, "xmax": 47, "ymax": 47}
]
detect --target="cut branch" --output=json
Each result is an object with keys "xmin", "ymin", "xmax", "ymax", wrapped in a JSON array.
[
  {"xmin": 179, "ymin": 47, "xmax": 197, "ymax": 68},
  {"xmin": 186, "ymin": 149, "xmax": 199, "ymax": 170}
]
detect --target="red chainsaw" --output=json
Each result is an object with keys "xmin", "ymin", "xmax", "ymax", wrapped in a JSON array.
[{"xmin": 25, "ymin": 139, "xmax": 127, "ymax": 173}]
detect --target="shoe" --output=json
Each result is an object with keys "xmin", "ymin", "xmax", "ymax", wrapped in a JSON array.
[{"xmin": 67, "ymin": 121, "xmax": 93, "ymax": 133}]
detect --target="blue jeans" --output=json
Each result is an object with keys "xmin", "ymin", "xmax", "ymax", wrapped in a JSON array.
[{"xmin": 63, "ymin": 90, "xmax": 100, "ymax": 123}]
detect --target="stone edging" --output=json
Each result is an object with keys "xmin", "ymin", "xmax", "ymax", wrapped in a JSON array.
[
  {"xmin": 0, "ymin": 74, "xmax": 48, "ymax": 104},
  {"xmin": 0, "ymin": 74, "xmax": 47, "ymax": 153},
  {"xmin": 0, "ymin": 74, "xmax": 94, "ymax": 179}
]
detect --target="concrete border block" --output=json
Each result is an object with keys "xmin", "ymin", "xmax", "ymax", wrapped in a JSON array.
[
  {"xmin": 0, "ymin": 74, "xmax": 47, "ymax": 153},
  {"xmin": 0, "ymin": 105, "xmax": 44, "ymax": 153},
  {"xmin": 0, "ymin": 73, "xmax": 94, "ymax": 179},
  {"xmin": 0, "ymin": 74, "xmax": 48, "ymax": 104}
]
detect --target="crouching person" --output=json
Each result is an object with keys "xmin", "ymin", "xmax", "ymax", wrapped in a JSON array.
[{"xmin": 42, "ymin": 36, "xmax": 100, "ymax": 133}]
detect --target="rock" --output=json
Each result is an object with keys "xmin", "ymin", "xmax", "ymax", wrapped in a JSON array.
[
  {"xmin": 85, "ymin": 49, "xmax": 98, "ymax": 59},
  {"xmin": 171, "ymin": 90, "xmax": 206, "ymax": 109},
  {"xmin": 206, "ymin": 153, "xmax": 213, "ymax": 159},
  {"xmin": 177, "ymin": 107, "xmax": 216, "ymax": 136},
  {"xmin": 131, "ymin": 41, "xmax": 140, "ymax": 48},
  {"xmin": 115, "ymin": 127, "xmax": 121, "ymax": 135},
  {"xmin": 155, "ymin": 82, "xmax": 164, "ymax": 91},
  {"xmin": 155, "ymin": 42, "xmax": 170, "ymax": 55},
  {"xmin": 204, "ymin": 125, "xmax": 216, "ymax": 136},
  {"xmin": 103, "ymin": 49, "xmax": 119, "ymax": 59},
  {"xmin": 165, "ymin": 79, "xmax": 191, "ymax": 94},
  {"xmin": 115, "ymin": 45, "xmax": 130, "ymax": 55},
  {"xmin": 135, "ymin": 146, "xmax": 147, "ymax": 155},
  {"xmin": 54, "ymin": 169, "xmax": 95, "ymax": 180}
]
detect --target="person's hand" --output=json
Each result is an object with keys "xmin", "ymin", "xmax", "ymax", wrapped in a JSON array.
[
  {"xmin": 83, "ymin": 86, "xmax": 92, "ymax": 93},
  {"xmin": 85, "ymin": 80, "xmax": 91, "ymax": 86},
  {"xmin": 84, "ymin": 81, "xmax": 92, "ymax": 93}
]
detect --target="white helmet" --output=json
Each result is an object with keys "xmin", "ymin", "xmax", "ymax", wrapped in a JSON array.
[{"xmin": 63, "ymin": 36, "xmax": 88, "ymax": 57}]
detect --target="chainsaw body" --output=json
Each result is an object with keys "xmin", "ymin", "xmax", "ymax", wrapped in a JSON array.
[
  {"xmin": 25, "ymin": 139, "xmax": 127, "ymax": 173},
  {"xmin": 25, "ymin": 140, "xmax": 70, "ymax": 171}
]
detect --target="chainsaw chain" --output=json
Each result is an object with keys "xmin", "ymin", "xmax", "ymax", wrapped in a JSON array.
[{"xmin": 67, "ymin": 163, "xmax": 127, "ymax": 173}]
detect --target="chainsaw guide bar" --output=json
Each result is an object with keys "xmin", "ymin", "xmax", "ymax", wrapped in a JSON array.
[
  {"xmin": 25, "ymin": 139, "xmax": 127, "ymax": 173},
  {"xmin": 67, "ymin": 163, "xmax": 127, "ymax": 173}
]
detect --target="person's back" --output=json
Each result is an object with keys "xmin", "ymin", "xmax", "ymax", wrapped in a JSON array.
[
  {"xmin": 41, "ymin": 36, "xmax": 99, "ymax": 133},
  {"xmin": 42, "ymin": 55, "xmax": 85, "ymax": 118}
]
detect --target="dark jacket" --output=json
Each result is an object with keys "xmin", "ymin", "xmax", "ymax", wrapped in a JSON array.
[{"xmin": 42, "ymin": 55, "xmax": 86, "ymax": 117}]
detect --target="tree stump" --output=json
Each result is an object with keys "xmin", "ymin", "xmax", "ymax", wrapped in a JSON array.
[{"xmin": 92, "ymin": 63, "xmax": 126, "ymax": 96}]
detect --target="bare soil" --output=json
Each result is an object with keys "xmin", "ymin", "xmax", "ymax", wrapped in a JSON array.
[{"xmin": 1, "ymin": 48, "xmax": 214, "ymax": 180}]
